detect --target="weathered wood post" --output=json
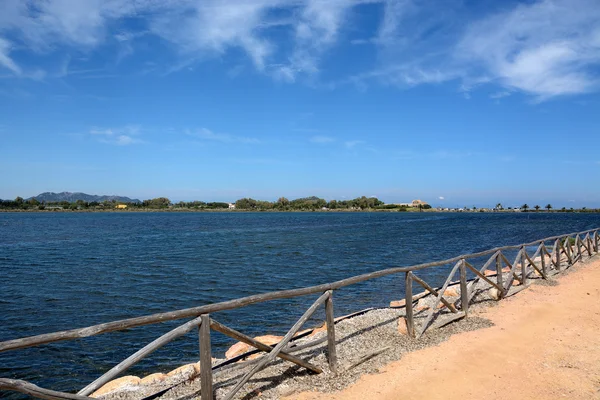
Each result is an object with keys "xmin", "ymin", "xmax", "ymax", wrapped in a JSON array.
[
  {"xmin": 325, "ymin": 290, "xmax": 338, "ymax": 374},
  {"xmin": 405, "ymin": 272, "xmax": 415, "ymax": 338},
  {"xmin": 199, "ymin": 314, "xmax": 213, "ymax": 400},
  {"xmin": 495, "ymin": 253, "xmax": 503, "ymax": 298},
  {"xmin": 595, "ymin": 231, "xmax": 599, "ymax": 253},
  {"xmin": 460, "ymin": 259, "xmax": 469, "ymax": 316},
  {"xmin": 520, "ymin": 246, "xmax": 527, "ymax": 286},
  {"xmin": 554, "ymin": 239, "xmax": 561, "ymax": 271},
  {"xmin": 565, "ymin": 237, "xmax": 572, "ymax": 266},
  {"xmin": 540, "ymin": 244, "xmax": 547, "ymax": 277},
  {"xmin": 587, "ymin": 234, "xmax": 593, "ymax": 257}
]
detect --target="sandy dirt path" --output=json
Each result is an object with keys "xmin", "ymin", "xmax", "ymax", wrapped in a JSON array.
[{"xmin": 289, "ymin": 257, "xmax": 600, "ymax": 400}]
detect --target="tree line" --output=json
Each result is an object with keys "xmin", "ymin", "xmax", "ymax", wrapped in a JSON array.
[
  {"xmin": 494, "ymin": 203, "xmax": 598, "ymax": 212},
  {"xmin": 1, "ymin": 196, "xmax": 598, "ymax": 212},
  {"xmin": 234, "ymin": 196, "xmax": 387, "ymax": 210},
  {"xmin": 0, "ymin": 195, "xmax": 390, "ymax": 211}
]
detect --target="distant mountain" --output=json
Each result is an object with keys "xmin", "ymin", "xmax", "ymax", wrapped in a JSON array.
[{"xmin": 29, "ymin": 192, "xmax": 141, "ymax": 204}]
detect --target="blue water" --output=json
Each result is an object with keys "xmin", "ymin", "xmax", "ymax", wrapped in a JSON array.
[{"xmin": 1, "ymin": 211, "xmax": 599, "ymax": 396}]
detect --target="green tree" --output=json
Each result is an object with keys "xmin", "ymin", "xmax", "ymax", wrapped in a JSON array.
[
  {"xmin": 235, "ymin": 198, "xmax": 258, "ymax": 210},
  {"xmin": 276, "ymin": 197, "xmax": 289, "ymax": 209},
  {"xmin": 534, "ymin": 205, "xmax": 540, "ymax": 212},
  {"xmin": 545, "ymin": 204, "xmax": 552, "ymax": 211},
  {"xmin": 495, "ymin": 203, "xmax": 503, "ymax": 210},
  {"xmin": 145, "ymin": 197, "xmax": 171, "ymax": 208},
  {"xmin": 521, "ymin": 204, "xmax": 529, "ymax": 212}
]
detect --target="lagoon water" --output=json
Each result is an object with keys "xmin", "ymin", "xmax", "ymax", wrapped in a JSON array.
[{"xmin": 1, "ymin": 211, "xmax": 599, "ymax": 395}]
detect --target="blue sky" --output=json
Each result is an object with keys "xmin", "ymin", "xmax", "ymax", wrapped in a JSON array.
[{"xmin": 1, "ymin": 0, "xmax": 599, "ymax": 207}]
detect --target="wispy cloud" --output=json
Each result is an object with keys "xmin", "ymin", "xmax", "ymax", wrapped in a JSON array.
[
  {"xmin": 90, "ymin": 125, "xmax": 143, "ymax": 145},
  {"xmin": 345, "ymin": 140, "xmax": 365, "ymax": 148},
  {"xmin": 490, "ymin": 91, "xmax": 511, "ymax": 100},
  {"xmin": 185, "ymin": 128, "xmax": 259, "ymax": 144},
  {"xmin": 310, "ymin": 135, "xmax": 335, "ymax": 144},
  {"xmin": 0, "ymin": 38, "xmax": 21, "ymax": 75},
  {"xmin": 0, "ymin": 0, "xmax": 378, "ymax": 83},
  {"xmin": 341, "ymin": 0, "xmax": 600, "ymax": 100},
  {"xmin": 1, "ymin": 0, "xmax": 599, "ymax": 100},
  {"xmin": 457, "ymin": 0, "xmax": 600, "ymax": 100}
]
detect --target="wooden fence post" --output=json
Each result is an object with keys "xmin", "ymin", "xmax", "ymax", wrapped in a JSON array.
[
  {"xmin": 460, "ymin": 259, "xmax": 469, "ymax": 316},
  {"xmin": 554, "ymin": 239, "xmax": 560, "ymax": 271},
  {"xmin": 495, "ymin": 253, "xmax": 503, "ymax": 297},
  {"xmin": 540, "ymin": 244, "xmax": 547, "ymax": 277},
  {"xmin": 199, "ymin": 314, "xmax": 213, "ymax": 400},
  {"xmin": 521, "ymin": 246, "xmax": 527, "ymax": 286},
  {"xmin": 325, "ymin": 290, "xmax": 338, "ymax": 374},
  {"xmin": 405, "ymin": 272, "xmax": 414, "ymax": 338}
]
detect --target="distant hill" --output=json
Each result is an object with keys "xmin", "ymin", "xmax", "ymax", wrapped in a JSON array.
[{"xmin": 29, "ymin": 192, "xmax": 141, "ymax": 204}]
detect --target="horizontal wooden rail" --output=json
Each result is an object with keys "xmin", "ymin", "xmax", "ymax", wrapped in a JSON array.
[{"xmin": 0, "ymin": 379, "xmax": 92, "ymax": 400}]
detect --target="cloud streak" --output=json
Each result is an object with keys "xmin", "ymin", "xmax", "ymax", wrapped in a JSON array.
[
  {"xmin": 0, "ymin": 0, "xmax": 599, "ymax": 99},
  {"xmin": 185, "ymin": 128, "xmax": 260, "ymax": 144},
  {"xmin": 310, "ymin": 135, "xmax": 335, "ymax": 144},
  {"xmin": 349, "ymin": 0, "xmax": 600, "ymax": 100},
  {"xmin": 90, "ymin": 125, "xmax": 142, "ymax": 146}
]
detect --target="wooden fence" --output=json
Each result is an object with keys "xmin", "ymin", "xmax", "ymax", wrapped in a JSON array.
[{"xmin": 1, "ymin": 228, "xmax": 599, "ymax": 400}]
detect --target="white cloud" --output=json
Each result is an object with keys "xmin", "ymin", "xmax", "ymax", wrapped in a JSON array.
[
  {"xmin": 185, "ymin": 128, "xmax": 259, "ymax": 144},
  {"xmin": 113, "ymin": 135, "xmax": 139, "ymax": 145},
  {"xmin": 1, "ymin": 0, "xmax": 599, "ymax": 100},
  {"xmin": 1, "ymin": 0, "xmax": 140, "ymax": 50},
  {"xmin": 438, "ymin": 196, "xmax": 445, "ymax": 200},
  {"xmin": 310, "ymin": 135, "xmax": 335, "ymax": 144},
  {"xmin": 376, "ymin": 0, "xmax": 415, "ymax": 46},
  {"xmin": 457, "ymin": 0, "xmax": 600, "ymax": 100},
  {"xmin": 490, "ymin": 91, "xmax": 511, "ymax": 99},
  {"xmin": 345, "ymin": 140, "xmax": 364, "ymax": 148},
  {"xmin": 284, "ymin": 0, "xmax": 357, "ymax": 77},
  {"xmin": 343, "ymin": 0, "xmax": 600, "ymax": 100},
  {"xmin": 0, "ymin": 0, "xmax": 379, "ymax": 82},
  {"xmin": 0, "ymin": 38, "xmax": 21, "ymax": 75},
  {"xmin": 89, "ymin": 125, "xmax": 142, "ymax": 145},
  {"xmin": 149, "ymin": 0, "xmax": 279, "ymax": 71}
]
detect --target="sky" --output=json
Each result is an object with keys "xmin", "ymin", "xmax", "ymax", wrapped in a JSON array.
[{"xmin": 1, "ymin": 0, "xmax": 599, "ymax": 208}]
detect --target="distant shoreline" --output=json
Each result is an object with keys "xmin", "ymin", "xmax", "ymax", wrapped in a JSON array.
[{"xmin": 1, "ymin": 208, "xmax": 597, "ymax": 214}]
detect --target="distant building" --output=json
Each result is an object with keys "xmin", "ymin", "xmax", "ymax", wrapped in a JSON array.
[
  {"xmin": 116, "ymin": 204, "xmax": 128, "ymax": 209},
  {"xmin": 228, "ymin": 203, "xmax": 236, "ymax": 209},
  {"xmin": 411, "ymin": 199, "xmax": 429, "ymax": 207}
]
